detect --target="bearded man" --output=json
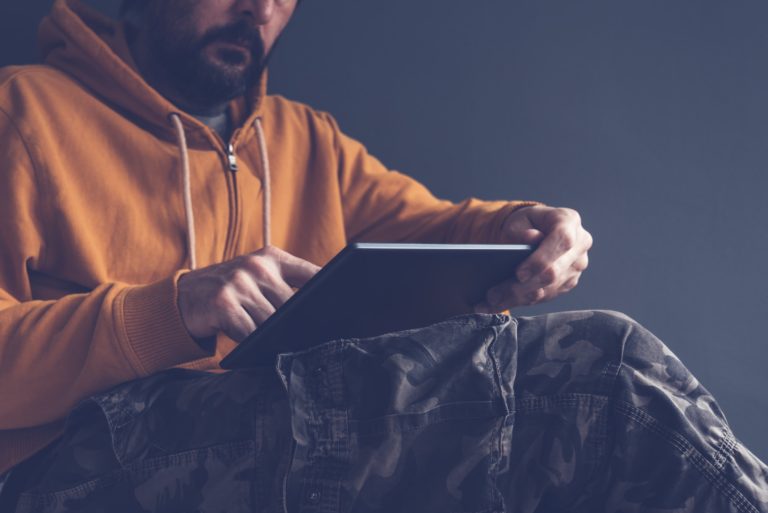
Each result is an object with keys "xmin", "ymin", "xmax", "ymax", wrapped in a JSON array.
[{"xmin": 0, "ymin": 1, "xmax": 765, "ymax": 511}]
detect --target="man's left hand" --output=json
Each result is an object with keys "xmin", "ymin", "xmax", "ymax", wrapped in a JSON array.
[{"xmin": 476, "ymin": 205, "xmax": 593, "ymax": 312}]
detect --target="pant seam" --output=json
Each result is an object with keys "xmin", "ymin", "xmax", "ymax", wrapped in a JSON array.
[
  {"xmin": 713, "ymin": 426, "xmax": 737, "ymax": 471},
  {"xmin": 487, "ymin": 323, "xmax": 513, "ymax": 512},
  {"xmin": 615, "ymin": 400, "xmax": 759, "ymax": 513},
  {"xmin": 516, "ymin": 393, "xmax": 608, "ymax": 413}
]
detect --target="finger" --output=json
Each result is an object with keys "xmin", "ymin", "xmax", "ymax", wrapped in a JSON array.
[
  {"xmin": 532, "ymin": 244, "xmax": 589, "ymax": 288},
  {"xmin": 499, "ymin": 285, "xmax": 547, "ymax": 308},
  {"xmin": 505, "ymin": 228, "xmax": 545, "ymax": 245},
  {"xmin": 260, "ymin": 277, "xmax": 295, "ymax": 309},
  {"xmin": 531, "ymin": 270, "xmax": 583, "ymax": 305},
  {"xmin": 517, "ymin": 226, "xmax": 576, "ymax": 283},
  {"xmin": 487, "ymin": 264, "xmax": 580, "ymax": 310},
  {"xmin": 241, "ymin": 292, "xmax": 278, "ymax": 327},
  {"xmin": 572, "ymin": 253, "xmax": 589, "ymax": 273},
  {"xmin": 560, "ymin": 275, "xmax": 580, "ymax": 293},
  {"xmin": 228, "ymin": 266, "xmax": 288, "ymax": 310},
  {"xmin": 479, "ymin": 280, "xmax": 536, "ymax": 311},
  {"xmin": 485, "ymin": 279, "xmax": 523, "ymax": 307},
  {"xmin": 222, "ymin": 306, "xmax": 259, "ymax": 342},
  {"xmin": 529, "ymin": 277, "xmax": 577, "ymax": 306},
  {"xmin": 519, "ymin": 220, "xmax": 592, "ymax": 284},
  {"xmin": 270, "ymin": 247, "xmax": 321, "ymax": 287}
]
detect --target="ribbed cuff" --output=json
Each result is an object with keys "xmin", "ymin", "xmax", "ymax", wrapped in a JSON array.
[{"xmin": 116, "ymin": 272, "xmax": 211, "ymax": 376}]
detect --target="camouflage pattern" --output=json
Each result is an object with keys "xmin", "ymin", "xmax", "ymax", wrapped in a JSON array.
[
  {"xmin": 6, "ymin": 369, "xmax": 293, "ymax": 513},
  {"xmin": 3, "ymin": 311, "xmax": 767, "ymax": 512}
]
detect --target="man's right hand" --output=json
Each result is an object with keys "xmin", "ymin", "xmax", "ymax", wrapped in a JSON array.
[{"xmin": 177, "ymin": 246, "xmax": 321, "ymax": 342}]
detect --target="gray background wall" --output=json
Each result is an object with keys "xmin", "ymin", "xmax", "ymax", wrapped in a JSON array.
[{"xmin": 2, "ymin": 1, "xmax": 766, "ymax": 460}]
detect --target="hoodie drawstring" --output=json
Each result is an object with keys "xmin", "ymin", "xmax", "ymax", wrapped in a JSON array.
[
  {"xmin": 169, "ymin": 113, "xmax": 198, "ymax": 270},
  {"xmin": 254, "ymin": 117, "xmax": 272, "ymax": 248},
  {"xmin": 168, "ymin": 113, "xmax": 273, "ymax": 270}
]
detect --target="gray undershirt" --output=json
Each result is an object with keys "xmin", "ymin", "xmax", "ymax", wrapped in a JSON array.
[{"xmin": 194, "ymin": 111, "xmax": 232, "ymax": 143}]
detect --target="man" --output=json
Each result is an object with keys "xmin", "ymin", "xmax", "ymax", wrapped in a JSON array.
[{"xmin": 0, "ymin": 0, "xmax": 765, "ymax": 511}]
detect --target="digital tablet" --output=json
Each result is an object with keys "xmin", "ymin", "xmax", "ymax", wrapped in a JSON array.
[{"xmin": 220, "ymin": 243, "xmax": 533, "ymax": 368}]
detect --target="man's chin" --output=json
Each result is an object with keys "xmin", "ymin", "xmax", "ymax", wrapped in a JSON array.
[
  {"xmin": 196, "ymin": 55, "xmax": 246, "ymax": 79},
  {"xmin": 162, "ymin": 51, "xmax": 262, "ymax": 107}
]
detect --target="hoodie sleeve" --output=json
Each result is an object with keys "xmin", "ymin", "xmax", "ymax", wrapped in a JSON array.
[
  {"xmin": 0, "ymin": 109, "xmax": 210, "ymax": 431},
  {"xmin": 323, "ymin": 113, "xmax": 540, "ymax": 243}
]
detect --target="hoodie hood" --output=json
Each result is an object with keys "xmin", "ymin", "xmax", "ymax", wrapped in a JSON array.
[
  {"xmin": 38, "ymin": 0, "xmax": 268, "ymax": 147},
  {"xmin": 37, "ymin": 0, "xmax": 275, "ymax": 272}
]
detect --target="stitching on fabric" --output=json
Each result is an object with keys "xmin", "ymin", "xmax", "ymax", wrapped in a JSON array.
[
  {"xmin": 516, "ymin": 393, "xmax": 608, "ymax": 414},
  {"xmin": 615, "ymin": 401, "xmax": 759, "ymax": 513},
  {"xmin": 486, "ymin": 322, "xmax": 511, "ymax": 510},
  {"xmin": 712, "ymin": 427, "xmax": 737, "ymax": 471}
]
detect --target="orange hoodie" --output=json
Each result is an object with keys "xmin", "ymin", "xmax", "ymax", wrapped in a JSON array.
[{"xmin": 0, "ymin": 0, "xmax": 537, "ymax": 474}]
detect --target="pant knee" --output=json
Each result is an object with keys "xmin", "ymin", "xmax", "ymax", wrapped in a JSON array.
[{"xmin": 514, "ymin": 310, "xmax": 639, "ymax": 398}]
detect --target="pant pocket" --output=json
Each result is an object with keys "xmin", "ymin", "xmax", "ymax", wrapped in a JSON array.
[
  {"xmin": 278, "ymin": 313, "xmax": 517, "ymax": 513},
  {"xmin": 89, "ymin": 369, "xmax": 262, "ymax": 466}
]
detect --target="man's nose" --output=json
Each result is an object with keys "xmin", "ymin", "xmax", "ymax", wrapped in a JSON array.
[{"xmin": 234, "ymin": 0, "xmax": 280, "ymax": 25}]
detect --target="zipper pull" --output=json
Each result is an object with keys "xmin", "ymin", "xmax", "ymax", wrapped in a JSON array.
[{"xmin": 227, "ymin": 144, "xmax": 238, "ymax": 172}]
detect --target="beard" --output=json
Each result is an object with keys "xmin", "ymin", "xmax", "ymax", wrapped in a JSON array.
[{"xmin": 146, "ymin": 13, "xmax": 267, "ymax": 111}]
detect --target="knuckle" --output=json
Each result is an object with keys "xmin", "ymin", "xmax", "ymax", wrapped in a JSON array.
[
  {"xmin": 564, "ymin": 207, "xmax": 581, "ymax": 222},
  {"xmin": 575, "ymin": 255, "xmax": 589, "ymax": 272},
  {"xmin": 539, "ymin": 266, "xmax": 558, "ymax": 285},
  {"xmin": 263, "ymin": 245, "xmax": 284, "ymax": 259},
  {"xmin": 243, "ymin": 253, "xmax": 264, "ymax": 268},
  {"xmin": 230, "ymin": 269, "xmax": 252, "ymax": 288},
  {"xmin": 251, "ymin": 265, "xmax": 272, "ymax": 283},
  {"xmin": 553, "ymin": 207, "xmax": 577, "ymax": 222},
  {"xmin": 211, "ymin": 288, "xmax": 237, "ymax": 311},
  {"xmin": 558, "ymin": 229, "xmax": 576, "ymax": 249},
  {"xmin": 243, "ymin": 257, "xmax": 272, "ymax": 282}
]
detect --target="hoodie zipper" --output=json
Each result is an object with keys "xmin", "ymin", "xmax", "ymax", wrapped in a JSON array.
[
  {"xmin": 222, "ymin": 142, "xmax": 241, "ymax": 261},
  {"xmin": 227, "ymin": 143, "xmax": 239, "ymax": 172}
]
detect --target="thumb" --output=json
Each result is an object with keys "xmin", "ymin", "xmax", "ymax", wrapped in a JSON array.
[{"xmin": 504, "ymin": 228, "xmax": 545, "ymax": 245}]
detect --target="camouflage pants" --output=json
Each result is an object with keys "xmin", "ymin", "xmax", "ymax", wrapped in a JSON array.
[{"xmin": 3, "ymin": 311, "xmax": 767, "ymax": 512}]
